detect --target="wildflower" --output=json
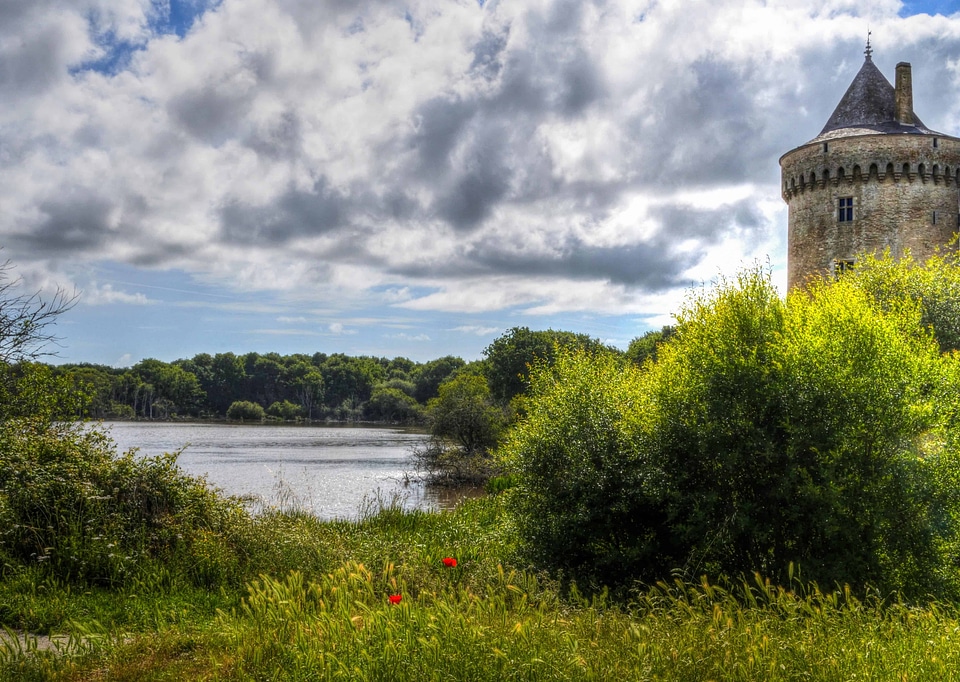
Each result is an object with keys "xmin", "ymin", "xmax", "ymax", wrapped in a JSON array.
[
  {"xmin": 442, "ymin": 557, "xmax": 457, "ymax": 568},
  {"xmin": 389, "ymin": 594, "xmax": 402, "ymax": 605}
]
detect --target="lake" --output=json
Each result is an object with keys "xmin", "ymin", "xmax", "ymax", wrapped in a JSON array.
[{"xmin": 97, "ymin": 422, "xmax": 473, "ymax": 520}]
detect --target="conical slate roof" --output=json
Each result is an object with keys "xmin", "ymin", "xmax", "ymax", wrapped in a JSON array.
[{"xmin": 808, "ymin": 55, "xmax": 938, "ymax": 143}]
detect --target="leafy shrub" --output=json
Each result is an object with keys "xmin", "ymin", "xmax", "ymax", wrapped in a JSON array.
[
  {"xmin": 226, "ymin": 400, "xmax": 265, "ymax": 422},
  {"xmin": 266, "ymin": 400, "xmax": 303, "ymax": 421},
  {"xmin": 0, "ymin": 419, "xmax": 249, "ymax": 586},
  {"xmin": 845, "ymin": 248, "xmax": 960, "ymax": 353},
  {"xmin": 364, "ymin": 386, "xmax": 423, "ymax": 423},
  {"xmin": 502, "ymin": 264, "xmax": 960, "ymax": 595},
  {"xmin": 412, "ymin": 439, "xmax": 499, "ymax": 486}
]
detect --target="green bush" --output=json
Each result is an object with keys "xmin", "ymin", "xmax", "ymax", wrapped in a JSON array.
[
  {"xmin": 364, "ymin": 386, "xmax": 423, "ymax": 423},
  {"xmin": 226, "ymin": 400, "xmax": 266, "ymax": 422},
  {"xmin": 266, "ymin": 400, "xmax": 303, "ymax": 421},
  {"xmin": 0, "ymin": 419, "xmax": 249, "ymax": 586},
  {"xmin": 844, "ymin": 248, "xmax": 960, "ymax": 353},
  {"xmin": 501, "ymin": 264, "xmax": 960, "ymax": 595}
]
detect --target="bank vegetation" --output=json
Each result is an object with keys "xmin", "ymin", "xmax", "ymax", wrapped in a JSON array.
[{"xmin": 2, "ymin": 251, "xmax": 960, "ymax": 679}]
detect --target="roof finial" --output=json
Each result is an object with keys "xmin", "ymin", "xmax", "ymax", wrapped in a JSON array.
[{"xmin": 864, "ymin": 29, "xmax": 873, "ymax": 61}]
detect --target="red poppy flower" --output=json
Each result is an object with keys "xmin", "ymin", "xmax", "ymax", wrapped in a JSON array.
[
  {"xmin": 442, "ymin": 557, "xmax": 457, "ymax": 568},
  {"xmin": 388, "ymin": 594, "xmax": 402, "ymax": 604}
]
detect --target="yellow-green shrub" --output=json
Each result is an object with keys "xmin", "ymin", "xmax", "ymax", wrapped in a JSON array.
[{"xmin": 502, "ymin": 264, "xmax": 960, "ymax": 595}]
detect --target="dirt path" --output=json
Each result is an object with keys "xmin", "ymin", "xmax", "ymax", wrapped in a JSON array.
[{"xmin": 0, "ymin": 630, "xmax": 75, "ymax": 655}]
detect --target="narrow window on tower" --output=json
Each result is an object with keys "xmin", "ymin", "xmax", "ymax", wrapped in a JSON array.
[
  {"xmin": 834, "ymin": 259, "xmax": 856, "ymax": 279},
  {"xmin": 933, "ymin": 210, "xmax": 938, "ymax": 225},
  {"xmin": 838, "ymin": 197, "xmax": 853, "ymax": 222},
  {"xmin": 934, "ymin": 138, "xmax": 939, "ymax": 148},
  {"xmin": 823, "ymin": 142, "xmax": 829, "ymax": 153}
]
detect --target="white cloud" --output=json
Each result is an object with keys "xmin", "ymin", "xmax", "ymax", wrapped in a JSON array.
[
  {"xmin": 328, "ymin": 322, "xmax": 357, "ymax": 335},
  {"xmin": 451, "ymin": 325, "xmax": 500, "ymax": 336},
  {"xmin": 3, "ymin": 0, "xmax": 959, "ymax": 363},
  {"xmin": 81, "ymin": 283, "xmax": 153, "ymax": 306},
  {"xmin": 386, "ymin": 332, "xmax": 431, "ymax": 342}
]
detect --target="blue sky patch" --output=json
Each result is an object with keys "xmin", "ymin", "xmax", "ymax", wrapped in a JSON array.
[
  {"xmin": 71, "ymin": 1, "xmax": 218, "ymax": 76},
  {"xmin": 899, "ymin": 1, "xmax": 960, "ymax": 17},
  {"xmin": 150, "ymin": 0, "xmax": 219, "ymax": 39}
]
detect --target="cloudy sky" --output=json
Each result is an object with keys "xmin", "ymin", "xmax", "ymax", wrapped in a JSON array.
[{"xmin": 2, "ymin": 0, "xmax": 960, "ymax": 367}]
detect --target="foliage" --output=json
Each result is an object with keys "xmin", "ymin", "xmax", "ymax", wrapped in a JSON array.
[
  {"xmin": 427, "ymin": 374, "xmax": 503, "ymax": 456},
  {"xmin": 382, "ymin": 377, "xmax": 416, "ymax": 397},
  {"xmin": 844, "ymin": 248, "xmax": 960, "ymax": 353},
  {"xmin": 625, "ymin": 325, "xmax": 675, "ymax": 365},
  {"xmin": 499, "ymin": 349, "xmax": 651, "ymax": 586},
  {"xmin": 0, "ymin": 419, "xmax": 249, "ymax": 587},
  {"xmin": 38, "ymin": 328, "xmax": 621, "ymax": 423},
  {"xmin": 0, "ymin": 363, "xmax": 88, "ymax": 422},
  {"xmin": 130, "ymin": 359, "xmax": 205, "ymax": 417},
  {"xmin": 5, "ymin": 498, "xmax": 960, "ymax": 680},
  {"xmin": 226, "ymin": 400, "xmax": 266, "ymax": 422},
  {"xmin": 483, "ymin": 327, "xmax": 615, "ymax": 404},
  {"xmin": 363, "ymin": 386, "xmax": 423, "ymax": 423},
  {"xmin": 412, "ymin": 438, "xmax": 500, "ymax": 486},
  {"xmin": 413, "ymin": 355, "xmax": 466, "ymax": 403},
  {"xmin": 414, "ymin": 374, "xmax": 505, "ymax": 485},
  {"xmin": 502, "ymin": 264, "xmax": 960, "ymax": 594},
  {"xmin": 267, "ymin": 400, "xmax": 304, "ymax": 421},
  {"xmin": 320, "ymin": 354, "xmax": 386, "ymax": 408}
]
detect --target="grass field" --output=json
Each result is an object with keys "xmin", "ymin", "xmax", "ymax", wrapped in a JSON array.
[{"xmin": 2, "ymin": 493, "xmax": 960, "ymax": 681}]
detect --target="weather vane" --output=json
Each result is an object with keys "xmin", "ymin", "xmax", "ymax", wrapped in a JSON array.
[{"xmin": 865, "ymin": 29, "xmax": 873, "ymax": 60}]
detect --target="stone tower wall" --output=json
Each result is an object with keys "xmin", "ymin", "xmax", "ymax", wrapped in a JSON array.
[{"xmin": 780, "ymin": 134, "xmax": 960, "ymax": 289}]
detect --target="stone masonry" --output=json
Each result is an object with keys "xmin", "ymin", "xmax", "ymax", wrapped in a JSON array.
[{"xmin": 780, "ymin": 45, "xmax": 960, "ymax": 289}]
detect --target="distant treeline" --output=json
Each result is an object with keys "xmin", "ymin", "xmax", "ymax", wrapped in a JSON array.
[
  {"xmin": 49, "ymin": 351, "xmax": 464, "ymax": 422},
  {"xmin": 47, "ymin": 327, "xmax": 655, "ymax": 423}
]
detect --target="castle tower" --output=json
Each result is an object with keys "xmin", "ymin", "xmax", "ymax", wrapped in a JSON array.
[{"xmin": 780, "ymin": 43, "xmax": 960, "ymax": 289}]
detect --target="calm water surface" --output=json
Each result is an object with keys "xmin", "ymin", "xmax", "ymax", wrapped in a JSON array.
[{"xmin": 100, "ymin": 422, "xmax": 473, "ymax": 520}]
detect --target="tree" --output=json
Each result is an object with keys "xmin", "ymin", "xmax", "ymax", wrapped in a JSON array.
[
  {"xmin": 0, "ymin": 259, "xmax": 77, "ymax": 363},
  {"xmin": 502, "ymin": 264, "xmax": 960, "ymax": 595},
  {"xmin": 131, "ymin": 359, "xmax": 204, "ymax": 417},
  {"xmin": 283, "ymin": 361, "xmax": 324, "ymax": 420},
  {"xmin": 387, "ymin": 356, "xmax": 417, "ymax": 380},
  {"xmin": 625, "ymin": 326, "xmax": 675, "ymax": 366},
  {"xmin": 413, "ymin": 355, "xmax": 465, "ymax": 404},
  {"xmin": 0, "ymin": 260, "xmax": 79, "ymax": 419},
  {"xmin": 483, "ymin": 327, "xmax": 613, "ymax": 404},
  {"xmin": 414, "ymin": 373, "xmax": 504, "ymax": 485},
  {"xmin": 245, "ymin": 353, "xmax": 285, "ymax": 407},
  {"xmin": 844, "ymin": 248, "xmax": 960, "ymax": 354},
  {"xmin": 427, "ymin": 374, "xmax": 503, "ymax": 455},
  {"xmin": 320, "ymin": 354, "xmax": 386, "ymax": 411},
  {"xmin": 205, "ymin": 353, "xmax": 248, "ymax": 415},
  {"xmin": 53, "ymin": 364, "xmax": 118, "ymax": 418}
]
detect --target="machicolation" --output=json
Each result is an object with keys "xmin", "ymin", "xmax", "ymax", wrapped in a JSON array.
[{"xmin": 780, "ymin": 41, "xmax": 960, "ymax": 289}]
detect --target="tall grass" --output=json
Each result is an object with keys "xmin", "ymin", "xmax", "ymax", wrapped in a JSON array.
[
  {"xmin": 3, "ymin": 495, "xmax": 960, "ymax": 680},
  {"xmin": 1, "ymin": 422, "xmax": 959, "ymax": 680}
]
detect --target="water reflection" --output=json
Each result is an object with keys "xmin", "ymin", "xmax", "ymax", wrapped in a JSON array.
[{"xmin": 98, "ymin": 422, "xmax": 484, "ymax": 520}]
